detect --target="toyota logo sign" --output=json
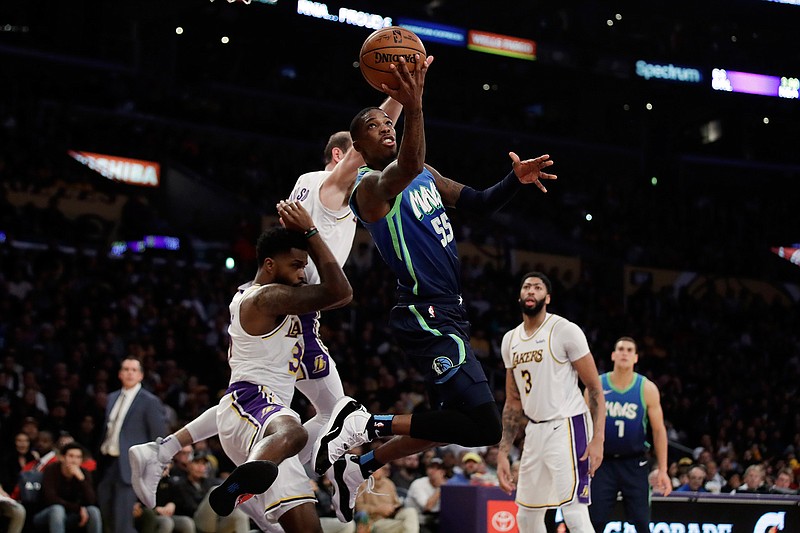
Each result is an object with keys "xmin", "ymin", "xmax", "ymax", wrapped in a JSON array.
[{"xmin": 492, "ymin": 510, "xmax": 516, "ymax": 532}]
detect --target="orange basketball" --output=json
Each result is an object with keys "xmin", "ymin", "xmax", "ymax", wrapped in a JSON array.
[{"xmin": 359, "ymin": 27, "xmax": 427, "ymax": 92}]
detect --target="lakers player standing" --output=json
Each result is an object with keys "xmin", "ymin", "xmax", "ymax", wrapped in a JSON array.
[{"xmin": 497, "ymin": 272, "xmax": 605, "ymax": 533}]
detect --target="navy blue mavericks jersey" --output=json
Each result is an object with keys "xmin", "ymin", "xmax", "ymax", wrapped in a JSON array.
[
  {"xmin": 602, "ymin": 372, "xmax": 650, "ymax": 456},
  {"xmin": 349, "ymin": 166, "xmax": 461, "ymax": 297}
]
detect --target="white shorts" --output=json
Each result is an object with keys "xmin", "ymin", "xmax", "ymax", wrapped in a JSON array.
[
  {"xmin": 216, "ymin": 383, "xmax": 299, "ymax": 465},
  {"xmin": 515, "ymin": 412, "xmax": 593, "ymax": 509},
  {"xmin": 217, "ymin": 383, "xmax": 316, "ymax": 525},
  {"xmin": 237, "ymin": 456, "xmax": 316, "ymax": 525}
]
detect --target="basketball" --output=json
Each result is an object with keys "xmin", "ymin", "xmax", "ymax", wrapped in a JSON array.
[{"xmin": 359, "ymin": 27, "xmax": 427, "ymax": 92}]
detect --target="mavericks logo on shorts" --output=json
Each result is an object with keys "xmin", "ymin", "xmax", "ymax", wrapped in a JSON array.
[{"xmin": 432, "ymin": 356, "xmax": 453, "ymax": 375}]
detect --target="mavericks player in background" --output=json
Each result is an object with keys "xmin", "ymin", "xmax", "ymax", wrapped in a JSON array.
[
  {"xmin": 588, "ymin": 336, "xmax": 671, "ymax": 533},
  {"xmin": 497, "ymin": 272, "xmax": 605, "ymax": 533}
]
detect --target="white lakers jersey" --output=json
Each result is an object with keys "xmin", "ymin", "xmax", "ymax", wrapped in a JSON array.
[
  {"xmin": 501, "ymin": 313, "xmax": 591, "ymax": 422},
  {"xmin": 290, "ymin": 170, "xmax": 357, "ymax": 285},
  {"xmin": 227, "ymin": 283, "xmax": 305, "ymax": 404}
]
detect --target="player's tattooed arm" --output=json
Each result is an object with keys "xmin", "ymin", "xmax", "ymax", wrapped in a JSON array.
[
  {"xmin": 498, "ymin": 368, "xmax": 525, "ymax": 494},
  {"xmin": 499, "ymin": 369, "xmax": 525, "ymax": 457},
  {"xmin": 586, "ymin": 386, "xmax": 604, "ymax": 427}
]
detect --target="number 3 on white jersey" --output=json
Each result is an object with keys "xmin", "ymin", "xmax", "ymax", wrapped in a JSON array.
[{"xmin": 431, "ymin": 213, "xmax": 453, "ymax": 247}]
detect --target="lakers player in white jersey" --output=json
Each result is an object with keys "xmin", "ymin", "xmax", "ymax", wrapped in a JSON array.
[
  {"xmin": 129, "ymin": 100, "xmax": 401, "ymax": 529},
  {"xmin": 207, "ymin": 200, "xmax": 352, "ymax": 526},
  {"xmin": 497, "ymin": 272, "xmax": 605, "ymax": 533}
]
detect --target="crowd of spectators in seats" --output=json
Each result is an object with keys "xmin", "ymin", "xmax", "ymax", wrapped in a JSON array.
[
  {"xmin": 2, "ymin": 47, "xmax": 799, "ymax": 528},
  {"xmin": 1, "ymin": 206, "xmax": 798, "ymax": 526}
]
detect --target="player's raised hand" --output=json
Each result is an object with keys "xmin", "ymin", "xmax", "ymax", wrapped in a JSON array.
[
  {"xmin": 383, "ymin": 55, "xmax": 434, "ymax": 108},
  {"xmin": 509, "ymin": 152, "xmax": 557, "ymax": 193},
  {"xmin": 276, "ymin": 200, "xmax": 314, "ymax": 233}
]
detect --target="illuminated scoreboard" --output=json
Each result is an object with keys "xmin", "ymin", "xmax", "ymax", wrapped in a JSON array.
[{"xmin": 711, "ymin": 68, "xmax": 799, "ymax": 99}]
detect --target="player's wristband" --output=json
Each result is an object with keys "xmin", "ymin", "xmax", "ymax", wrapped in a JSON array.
[{"xmin": 304, "ymin": 226, "xmax": 319, "ymax": 239}]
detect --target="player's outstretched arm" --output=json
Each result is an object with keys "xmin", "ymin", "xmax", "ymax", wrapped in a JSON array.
[{"xmin": 428, "ymin": 153, "xmax": 556, "ymax": 213}]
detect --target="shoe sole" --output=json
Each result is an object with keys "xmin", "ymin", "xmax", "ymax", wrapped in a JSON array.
[
  {"xmin": 313, "ymin": 397, "xmax": 362, "ymax": 475},
  {"xmin": 129, "ymin": 444, "xmax": 156, "ymax": 508},
  {"xmin": 209, "ymin": 460, "xmax": 279, "ymax": 517},
  {"xmin": 330, "ymin": 458, "xmax": 354, "ymax": 522}
]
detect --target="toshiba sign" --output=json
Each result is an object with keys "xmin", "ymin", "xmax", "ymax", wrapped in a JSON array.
[{"xmin": 68, "ymin": 151, "xmax": 161, "ymax": 187}]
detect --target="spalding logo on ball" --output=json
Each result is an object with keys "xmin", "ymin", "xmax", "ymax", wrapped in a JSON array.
[{"xmin": 359, "ymin": 27, "xmax": 427, "ymax": 92}]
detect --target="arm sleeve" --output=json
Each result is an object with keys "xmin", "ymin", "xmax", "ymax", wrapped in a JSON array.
[{"xmin": 454, "ymin": 171, "xmax": 521, "ymax": 215}]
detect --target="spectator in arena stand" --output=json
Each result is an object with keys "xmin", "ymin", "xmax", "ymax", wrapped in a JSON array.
[
  {"xmin": 33, "ymin": 443, "xmax": 102, "ymax": 533},
  {"xmin": 354, "ymin": 464, "xmax": 420, "ymax": 533},
  {"xmin": 770, "ymin": 467, "xmax": 798, "ymax": 495},
  {"xmin": 733, "ymin": 464, "xmax": 769, "ymax": 494},
  {"xmin": 675, "ymin": 465, "xmax": 710, "ymax": 492}
]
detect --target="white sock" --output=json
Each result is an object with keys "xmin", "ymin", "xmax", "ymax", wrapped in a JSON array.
[{"xmin": 157, "ymin": 434, "xmax": 182, "ymax": 463}]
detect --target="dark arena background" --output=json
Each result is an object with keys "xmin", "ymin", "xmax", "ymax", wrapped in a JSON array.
[{"xmin": 1, "ymin": 1, "xmax": 799, "ymax": 532}]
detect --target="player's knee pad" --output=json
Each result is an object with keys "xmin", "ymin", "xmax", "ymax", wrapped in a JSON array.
[
  {"xmin": 561, "ymin": 503, "xmax": 594, "ymax": 533},
  {"xmin": 517, "ymin": 507, "xmax": 547, "ymax": 533}
]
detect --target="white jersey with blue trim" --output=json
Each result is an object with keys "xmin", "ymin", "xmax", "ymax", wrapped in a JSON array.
[
  {"xmin": 227, "ymin": 283, "xmax": 306, "ymax": 404},
  {"xmin": 290, "ymin": 170, "xmax": 357, "ymax": 285},
  {"xmin": 501, "ymin": 313, "xmax": 591, "ymax": 422}
]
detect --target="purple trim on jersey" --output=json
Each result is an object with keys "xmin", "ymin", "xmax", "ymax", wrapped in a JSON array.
[
  {"xmin": 226, "ymin": 381, "xmax": 287, "ymax": 427},
  {"xmin": 298, "ymin": 312, "xmax": 331, "ymax": 380},
  {"xmin": 571, "ymin": 413, "xmax": 591, "ymax": 505}
]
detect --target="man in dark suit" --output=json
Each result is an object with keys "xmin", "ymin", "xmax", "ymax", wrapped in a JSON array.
[{"xmin": 98, "ymin": 357, "xmax": 166, "ymax": 533}]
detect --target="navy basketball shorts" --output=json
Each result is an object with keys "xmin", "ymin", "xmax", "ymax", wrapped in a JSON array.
[{"xmin": 390, "ymin": 297, "xmax": 494, "ymax": 409}]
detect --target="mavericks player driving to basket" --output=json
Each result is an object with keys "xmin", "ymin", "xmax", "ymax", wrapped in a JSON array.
[{"xmin": 311, "ymin": 53, "xmax": 559, "ymax": 520}]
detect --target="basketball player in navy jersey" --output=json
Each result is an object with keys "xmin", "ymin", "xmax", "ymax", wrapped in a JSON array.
[
  {"xmin": 311, "ymin": 54, "xmax": 558, "ymax": 519},
  {"xmin": 588, "ymin": 337, "xmax": 672, "ymax": 533}
]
